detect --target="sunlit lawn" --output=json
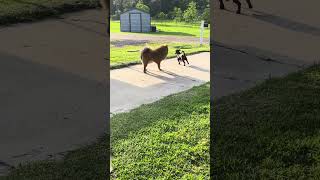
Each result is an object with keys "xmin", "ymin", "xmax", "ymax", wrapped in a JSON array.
[
  {"xmin": 111, "ymin": 83, "xmax": 210, "ymax": 179},
  {"xmin": 110, "ymin": 42, "xmax": 209, "ymax": 68},
  {"xmin": 111, "ymin": 20, "xmax": 210, "ymax": 38},
  {"xmin": 0, "ymin": 0, "xmax": 99, "ymax": 25}
]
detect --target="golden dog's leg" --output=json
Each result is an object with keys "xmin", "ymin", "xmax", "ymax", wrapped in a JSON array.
[{"xmin": 143, "ymin": 63, "xmax": 147, "ymax": 73}]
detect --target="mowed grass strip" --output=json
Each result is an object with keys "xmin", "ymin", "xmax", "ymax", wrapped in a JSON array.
[
  {"xmin": 0, "ymin": 0, "xmax": 100, "ymax": 25},
  {"xmin": 2, "ymin": 139, "xmax": 108, "ymax": 180},
  {"xmin": 111, "ymin": 20, "xmax": 210, "ymax": 38},
  {"xmin": 111, "ymin": 83, "xmax": 210, "ymax": 179},
  {"xmin": 212, "ymin": 65, "xmax": 320, "ymax": 179},
  {"xmin": 110, "ymin": 42, "xmax": 210, "ymax": 68}
]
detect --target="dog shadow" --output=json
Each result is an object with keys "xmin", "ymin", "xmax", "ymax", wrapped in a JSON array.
[
  {"xmin": 145, "ymin": 69, "xmax": 197, "ymax": 82},
  {"xmin": 188, "ymin": 65, "xmax": 210, "ymax": 73},
  {"xmin": 127, "ymin": 64, "xmax": 202, "ymax": 82}
]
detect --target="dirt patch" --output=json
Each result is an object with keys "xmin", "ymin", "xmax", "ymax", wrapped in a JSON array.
[
  {"xmin": 111, "ymin": 33, "xmax": 210, "ymax": 45},
  {"xmin": 111, "ymin": 40, "xmax": 149, "ymax": 47}
]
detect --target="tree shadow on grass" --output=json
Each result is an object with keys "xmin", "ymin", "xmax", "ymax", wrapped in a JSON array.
[{"xmin": 147, "ymin": 31, "xmax": 196, "ymax": 37}]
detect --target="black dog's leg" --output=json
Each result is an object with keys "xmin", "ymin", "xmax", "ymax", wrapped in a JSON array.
[
  {"xmin": 143, "ymin": 63, "xmax": 147, "ymax": 73},
  {"xmin": 233, "ymin": 0, "xmax": 241, "ymax": 14},
  {"xmin": 246, "ymin": 0, "xmax": 253, "ymax": 8},
  {"xmin": 186, "ymin": 59, "xmax": 189, "ymax": 64},
  {"xmin": 157, "ymin": 62, "xmax": 162, "ymax": 71},
  {"xmin": 219, "ymin": 0, "xmax": 225, "ymax": 9}
]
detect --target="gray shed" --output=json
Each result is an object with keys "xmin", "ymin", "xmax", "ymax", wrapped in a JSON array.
[{"xmin": 120, "ymin": 8, "xmax": 151, "ymax": 32}]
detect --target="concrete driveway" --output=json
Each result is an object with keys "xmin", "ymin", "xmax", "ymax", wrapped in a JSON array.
[
  {"xmin": 110, "ymin": 52, "xmax": 210, "ymax": 114},
  {"xmin": 0, "ymin": 10, "xmax": 108, "ymax": 175},
  {"xmin": 211, "ymin": 0, "xmax": 320, "ymax": 98}
]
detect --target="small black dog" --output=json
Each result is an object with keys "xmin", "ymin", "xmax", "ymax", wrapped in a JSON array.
[{"xmin": 175, "ymin": 49, "xmax": 189, "ymax": 66}]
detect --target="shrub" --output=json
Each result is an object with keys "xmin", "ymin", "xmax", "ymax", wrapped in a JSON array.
[
  {"xmin": 135, "ymin": 0, "xmax": 150, "ymax": 13},
  {"xmin": 183, "ymin": 1, "xmax": 199, "ymax": 23},
  {"xmin": 157, "ymin": 12, "xmax": 167, "ymax": 20},
  {"xmin": 173, "ymin": 7, "xmax": 183, "ymax": 22},
  {"xmin": 202, "ymin": 7, "xmax": 210, "ymax": 23}
]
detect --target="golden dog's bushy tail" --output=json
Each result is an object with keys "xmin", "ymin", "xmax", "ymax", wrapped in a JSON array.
[{"xmin": 141, "ymin": 47, "xmax": 151, "ymax": 60}]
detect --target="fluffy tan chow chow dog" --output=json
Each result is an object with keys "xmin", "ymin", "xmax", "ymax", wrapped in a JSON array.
[{"xmin": 140, "ymin": 45, "xmax": 169, "ymax": 73}]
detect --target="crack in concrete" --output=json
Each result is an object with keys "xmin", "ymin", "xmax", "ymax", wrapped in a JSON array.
[
  {"xmin": 11, "ymin": 147, "xmax": 44, "ymax": 159},
  {"xmin": 214, "ymin": 43, "xmax": 305, "ymax": 68},
  {"xmin": 213, "ymin": 73, "xmax": 257, "ymax": 83}
]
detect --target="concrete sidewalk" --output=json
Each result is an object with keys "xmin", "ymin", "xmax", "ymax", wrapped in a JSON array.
[
  {"xmin": 0, "ymin": 10, "xmax": 108, "ymax": 175},
  {"xmin": 110, "ymin": 52, "xmax": 210, "ymax": 114}
]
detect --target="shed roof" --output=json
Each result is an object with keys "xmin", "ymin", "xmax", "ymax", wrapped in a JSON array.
[{"xmin": 121, "ymin": 8, "xmax": 150, "ymax": 14}]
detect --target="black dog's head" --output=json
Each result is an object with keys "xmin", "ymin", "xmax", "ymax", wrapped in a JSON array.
[{"xmin": 175, "ymin": 49, "xmax": 181, "ymax": 55}]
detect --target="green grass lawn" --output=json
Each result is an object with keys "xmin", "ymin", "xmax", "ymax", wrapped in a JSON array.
[
  {"xmin": 111, "ymin": 42, "xmax": 210, "ymax": 68},
  {"xmin": 111, "ymin": 20, "xmax": 210, "ymax": 38},
  {"xmin": 0, "ymin": 0, "xmax": 100, "ymax": 25},
  {"xmin": 212, "ymin": 65, "xmax": 320, "ymax": 179},
  {"xmin": 1, "ymin": 139, "xmax": 108, "ymax": 180},
  {"xmin": 111, "ymin": 83, "xmax": 210, "ymax": 179}
]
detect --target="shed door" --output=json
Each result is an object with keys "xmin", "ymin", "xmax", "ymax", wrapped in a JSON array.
[{"xmin": 129, "ymin": 13, "xmax": 141, "ymax": 32}]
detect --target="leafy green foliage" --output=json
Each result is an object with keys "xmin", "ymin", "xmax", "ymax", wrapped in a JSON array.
[
  {"xmin": 183, "ymin": 1, "xmax": 198, "ymax": 23},
  {"xmin": 112, "ymin": 0, "xmax": 209, "ymax": 19},
  {"xmin": 157, "ymin": 11, "xmax": 167, "ymax": 20},
  {"xmin": 202, "ymin": 7, "xmax": 210, "ymax": 23},
  {"xmin": 135, "ymin": 0, "xmax": 150, "ymax": 13},
  {"xmin": 173, "ymin": 7, "xmax": 183, "ymax": 22}
]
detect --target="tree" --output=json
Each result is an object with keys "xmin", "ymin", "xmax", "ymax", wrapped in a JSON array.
[
  {"xmin": 173, "ymin": 7, "xmax": 183, "ymax": 22},
  {"xmin": 110, "ymin": 0, "xmax": 209, "ymax": 19},
  {"xmin": 136, "ymin": 0, "xmax": 150, "ymax": 13},
  {"xmin": 202, "ymin": 6, "xmax": 210, "ymax": 23},
  {"xmin": 183, "ymin": 1, "xmax": 198, "ymax": 23},
  {"xmin": 157, "ymin": 12, "xmax": 167, "ymax": 20}
]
